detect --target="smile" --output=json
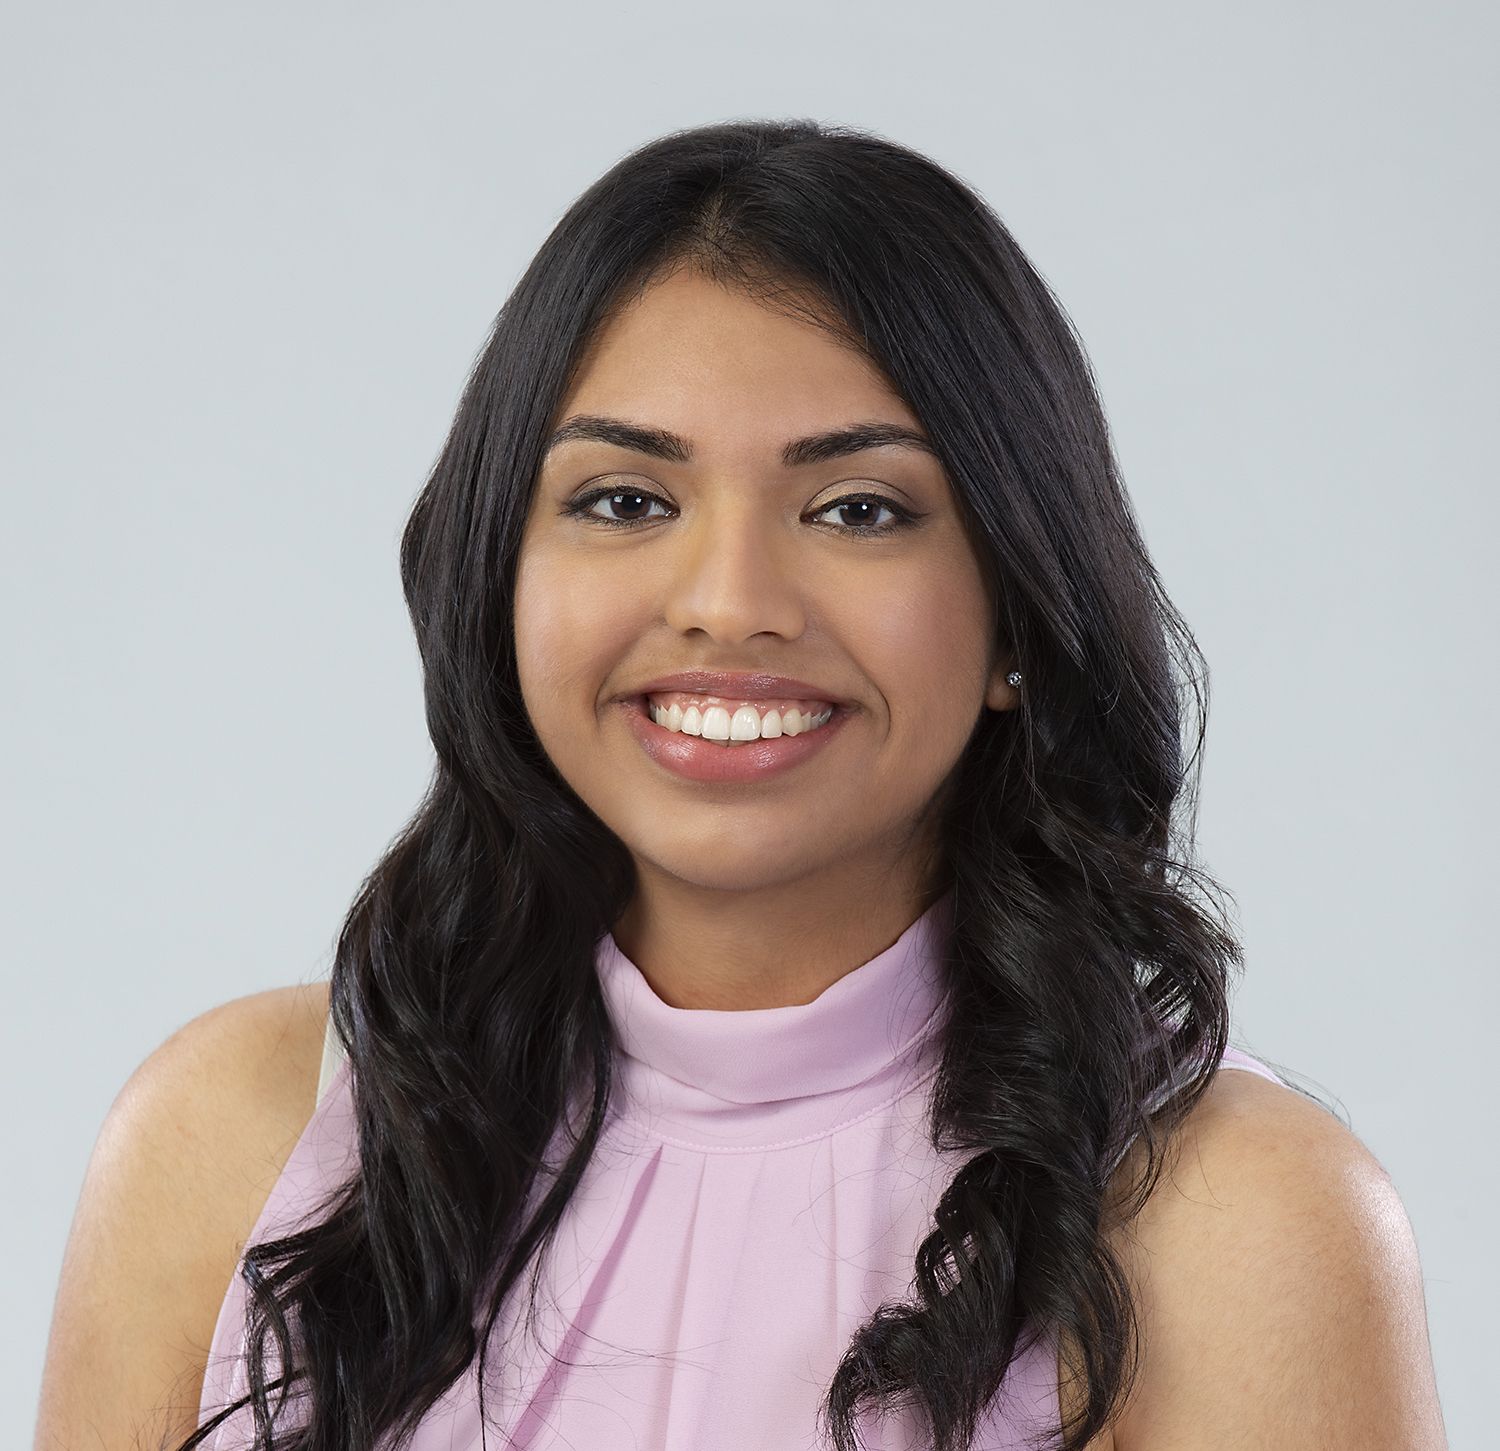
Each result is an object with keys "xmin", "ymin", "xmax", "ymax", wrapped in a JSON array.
[{"xmin": 645, "ymin": 692, "xmax": 835, "ymax": 745}]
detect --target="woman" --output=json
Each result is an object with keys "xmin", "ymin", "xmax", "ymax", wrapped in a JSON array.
[{"xmin": 36, "ymin": 121, "xmax": 1445, "ymax": 1450}]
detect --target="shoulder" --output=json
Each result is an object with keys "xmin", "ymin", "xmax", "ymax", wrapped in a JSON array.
[
  {"xmin": 110, "ymin": 982, "xmax": 331, "ymax": 1165},
  {"xmin": 35, "ymin": 983, "xmax": 330, "ymax": 1451},
  {"xmin": 1103, "ymin": 1067, "xmax": 1446, "ymax": 1449},
  {"xmin": 87, "ymin": 984, "xmax": 331, "ymax": 1244}
]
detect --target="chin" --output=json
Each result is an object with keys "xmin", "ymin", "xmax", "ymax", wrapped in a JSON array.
[{"xmin": 632, "ymin": 837, "xmax": 827, "ymax": 896}]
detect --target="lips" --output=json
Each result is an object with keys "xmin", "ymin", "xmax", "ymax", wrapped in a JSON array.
[
  {"xmin": 632, "ymin": 671, "xmax": 845, "ymax": 704},
  {"xmin": 621, "ymin": 673, "xmax": 850, "ymax": 783}
]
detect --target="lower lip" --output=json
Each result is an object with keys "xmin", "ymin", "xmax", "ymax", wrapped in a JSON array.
[{"xmin": 623, "ymin": 699, "xmax": 848, "ymax": 783}]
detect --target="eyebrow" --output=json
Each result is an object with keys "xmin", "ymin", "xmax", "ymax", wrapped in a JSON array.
[
  {"xmin": 546, "ymin": 415, "xmax": 693, "ymax": 462},
  {"xmin": 780, "ymin": 423, "xmax": 935, "ymax": 467},
  {"xmin": 546, "ymin": 415, "xmax": 935, "ymax": 468}
]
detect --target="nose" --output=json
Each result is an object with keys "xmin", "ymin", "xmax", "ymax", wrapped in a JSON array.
[{"xmin": 662, "ymin": 502, "xmax": 806, "ymax": 645}]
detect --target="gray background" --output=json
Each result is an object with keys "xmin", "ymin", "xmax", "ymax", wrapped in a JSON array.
[{"xmin": 4, "ymin": 1, "xmax": 1493, "ymax": 1444}]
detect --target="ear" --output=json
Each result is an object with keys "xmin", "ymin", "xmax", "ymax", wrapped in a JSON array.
[{"xmin": 985, "ymin": 659, "xmax": 1021, "ymax": 712}]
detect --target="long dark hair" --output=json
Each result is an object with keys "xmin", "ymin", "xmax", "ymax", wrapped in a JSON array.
[{"xmin": 189, "ymin": 120, "xmax": 1235, "ymax": 1451}]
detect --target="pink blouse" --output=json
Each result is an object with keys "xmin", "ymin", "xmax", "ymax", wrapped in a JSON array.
[{"xmin": 200, "ymin": 911, "xmax": 1276, "ymax": 1448}]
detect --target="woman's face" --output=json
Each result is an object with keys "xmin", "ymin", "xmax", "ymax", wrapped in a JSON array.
[{"xmin": 515, "ymin": 267, "xmax": 1015, "ymax": 900}]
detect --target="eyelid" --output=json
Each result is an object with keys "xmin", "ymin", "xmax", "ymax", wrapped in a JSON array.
[
  {"xmin": 562, "ymin": 472, "xmax": 674, "ymax": 505},
  {"xmin": 805, "ymin": 477, "xmax": 922, "ymax": 511},
  {"xmin": 566, "ymin": 468, "xmax": 665, "ymax": 494}
]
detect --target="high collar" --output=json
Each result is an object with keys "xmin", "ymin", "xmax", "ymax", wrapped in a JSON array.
[{"xmin": 595, "ymin": 907, "xmax": 947, "ymax": 1113}]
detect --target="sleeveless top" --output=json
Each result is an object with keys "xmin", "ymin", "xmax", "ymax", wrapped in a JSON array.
[{"xmin": 199, "ymin": 911, "xmax": 1279, "ymax": 1450}]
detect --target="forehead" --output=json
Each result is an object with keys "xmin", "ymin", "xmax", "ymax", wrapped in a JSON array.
[{"xmin": 560, "ymin": 268, "xmax": 922, "ymax": 442}]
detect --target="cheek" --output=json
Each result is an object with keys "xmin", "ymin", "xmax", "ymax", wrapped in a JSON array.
[
  {"xmin": 848, "ymin": 558, "xmax": 993, "ymax": 740},
  {"xmin": 513, "ymin": 546, "xmax": 628, "ymax": 737}
]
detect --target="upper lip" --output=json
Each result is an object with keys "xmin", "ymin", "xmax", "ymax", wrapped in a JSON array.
[{"xmin": 630, "ymin": 671, "xmax": 848, "ymax": 702}]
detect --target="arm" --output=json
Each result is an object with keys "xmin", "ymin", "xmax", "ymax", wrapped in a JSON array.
[
  {"xmin": 1097, "ymin": 1070, "xmax": 1445, "ymax": 1449},
  {"xmin": 34, "ymin": 984, "xmax": 328, "ymax": 1451}
]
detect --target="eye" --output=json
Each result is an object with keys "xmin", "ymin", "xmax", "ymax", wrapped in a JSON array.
[
  {"xmin": 807, "ymin": 495, "xmax": 909, "ymax": 531},
  {"xmin": 573, "ymin": 489, "xmax": 674, "ymax": 525}
]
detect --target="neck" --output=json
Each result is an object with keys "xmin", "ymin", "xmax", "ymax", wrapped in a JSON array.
[{"xmin": 613, "ymin": 841, "xmax": 945, "ymax": 1011}]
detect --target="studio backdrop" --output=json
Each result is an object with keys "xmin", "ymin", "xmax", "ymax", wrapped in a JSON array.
[{"xmin": 3, "ymin": 3, "xmax": 1494, "ymax": 1446}]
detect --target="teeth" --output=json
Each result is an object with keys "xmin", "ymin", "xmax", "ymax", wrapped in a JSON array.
[{"xmin": 647, "ymin": 697, "xmax": 832, "ymax": 744}]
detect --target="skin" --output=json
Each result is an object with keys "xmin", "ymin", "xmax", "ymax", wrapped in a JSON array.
[
  {"xmin": 35, "ymin": 269, "xmax": 1444, "ymax": 1449},
  {"xmin": 1090, "ymin": 1072, "xmax": 1446, "ymax": 1449},
  {"xmin": 516, "ymin": 266, "xmax": 1015, "ymax": 1009},
  {"xmin": 34, "ymin": 984, "xmax": 326, "ymax": 1451}
]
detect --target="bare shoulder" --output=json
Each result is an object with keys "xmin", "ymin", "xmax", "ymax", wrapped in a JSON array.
[
  {"xmin": 35, "ymin": 982, "xmax": 330, "ymax": 1451},
  {"xmin": 1105, "ymin": 1068, "xmax": 1446, "ymax": 1450}
]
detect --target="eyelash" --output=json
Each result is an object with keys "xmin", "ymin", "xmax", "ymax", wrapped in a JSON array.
[
  {"xmin": 806, "ymin": 493, "xmax": 919, "ymax": 535},
  {"xmin": 563, "ymin": 488, "xmax": 674, "ymax": 527},
  {"xmin": 563, "ymin": 486, "xmax": 921, "ymax": 535}
]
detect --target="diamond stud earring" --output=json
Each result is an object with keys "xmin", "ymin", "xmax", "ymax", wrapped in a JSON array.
[{"xmin": 1006, "ymin": 671, "xmax": 1023, "ymax": 689}]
